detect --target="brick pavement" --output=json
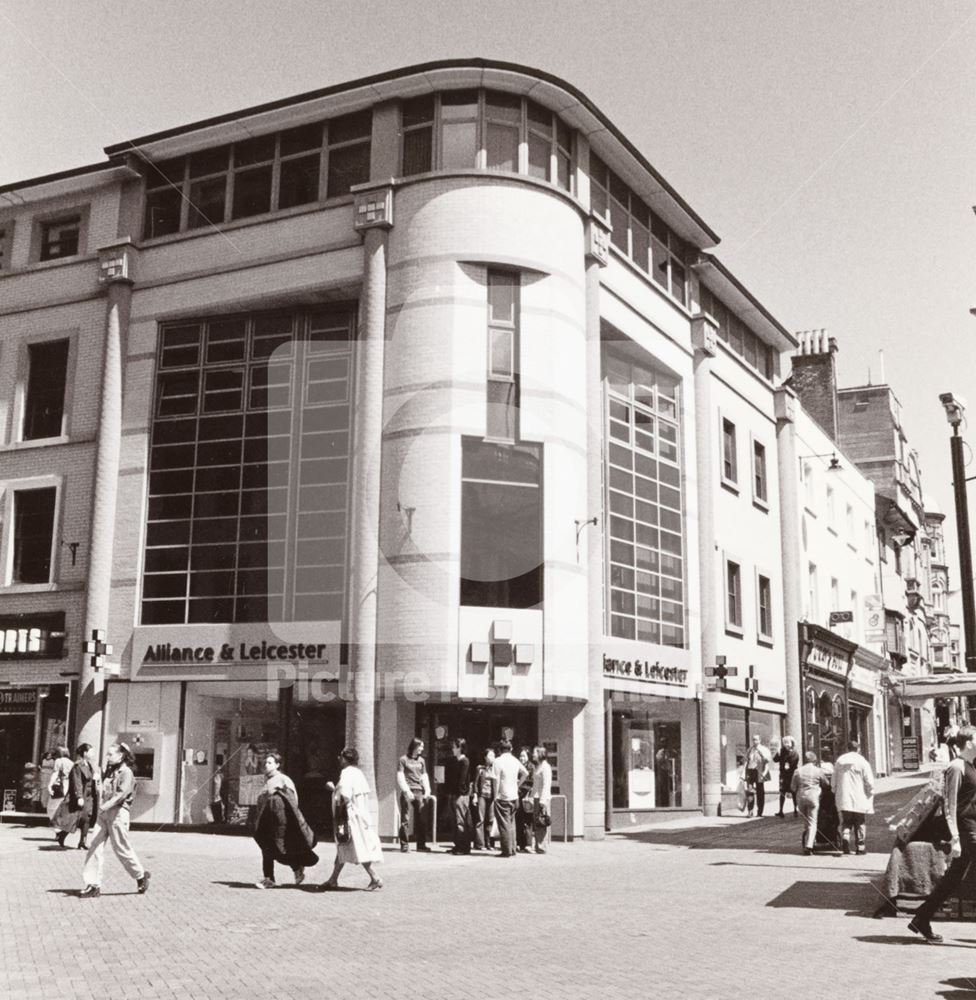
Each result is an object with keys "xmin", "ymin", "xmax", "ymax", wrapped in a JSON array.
[{"xmin": 1, "ymin": 776, "xmax": 973, "ymax": 1000}]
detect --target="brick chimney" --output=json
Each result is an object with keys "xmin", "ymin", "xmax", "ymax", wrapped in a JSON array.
[{"xmin": 790, "ymin": 329, "xmax": 839, "ymax": 441}]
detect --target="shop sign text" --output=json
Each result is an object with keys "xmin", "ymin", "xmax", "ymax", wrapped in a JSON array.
[
  {"xmin": 807, "ymin": 642, "xmax": 846, "ymax": 676},
  {"xmin": 142, "ymin": 640, "xmax": 332, "ymax": 665},
  {"xmin": 603, "ymin": 654, "xmax": 688, "ymax": 685}
]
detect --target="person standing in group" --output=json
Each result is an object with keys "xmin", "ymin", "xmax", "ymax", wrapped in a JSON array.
[
  {"xmin": 832, "ymin": 740, "xmax": 875, "ymax": 854},
  {"xmin": 447, "ymin": 738, "xmax": 473, "ymax": 855},
  {"xmin": 492, "ymin": 740, "xmax": 527, "ymax": 858},
  {"xmin": 515, "ymin": 747, "xmax": 534, "ymax": 854},
  {"xmin": 252, "ymin": 751, "xmax": 318, "ymax": 888},
  {"xmin": 47, "ymin": 746, "xmax": 73, "ymax": 837},
  {"xmin": 744, "ymin": 734, "xmax": 772, "ymax": 817},
  {"xmin": 791, "ymin": 752, "xmax": 828, "ymax": 855},
  {"xmin": 80, "ymin": 743, "xmax": 150, "ymax": 899},
  {"xmin": 54, "ymin": 743, "xmax": 98, "ymax": 849},
  {"xmin": 397, "ymin": 738, "xmax": 432, "ymax": 853},
  {"xmin": 531, "ymin": 746, "xmax": 553, "ymax": 854},
  {"xmin": 321, "ymin": 748, "xmax": 383, "ymax": 891},
  {"xmin": 472, "ymin": 748, "xmax": 497, "ymax": 852},
  {"xmin": 773, "ymin": 737, "xmax": 800, "ymax": 817},
  {"xmin": 909, "ymin": 726, "xmax": 976, "ymax": 943}
]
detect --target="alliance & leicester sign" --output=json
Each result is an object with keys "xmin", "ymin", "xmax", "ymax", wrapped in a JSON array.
[
  {"xmin": 142, "ymin": 640, "xmax": 332, "ymax": 665},
  {"xmin": 602, "ymin": 654, "xmax": 689, "ymax": 686}
]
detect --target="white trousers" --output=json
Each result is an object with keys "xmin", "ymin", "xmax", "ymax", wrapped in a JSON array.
[{"xmin": 82, "ymin": 808, "xmax": 144, "ymax": 887}]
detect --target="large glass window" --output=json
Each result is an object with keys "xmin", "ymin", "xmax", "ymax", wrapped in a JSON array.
[
  {"xmin": 699, "ymin": 286, "xmax": 776, "ymax": 381},
  {"xmin": 23, "ymin": 340, "xmax": 69, "ymax": 440},
  {"xmin": 143, "ymin": 110, "xmax": 371, "ymax": 239},
  {"xmin": 611, "ymin": 697, "xmax": 697, "ymax": 809},
  {"xmin": 604, "ymin": 349, "xmax": 685, "ymax": 647},
  {"xmin": 143, "ymin": 308, "xmax": 355, "ymax": 625},
  {"xmin": 399, "ymin": 89, "xmax": 574, "ymax": 193},
  {"xmin": 460, "ymin": 438, "xmax": 543, "ymax": 609}
]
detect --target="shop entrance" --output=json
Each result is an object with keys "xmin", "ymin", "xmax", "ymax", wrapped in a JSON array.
[
  {"xmin": 0, "ymin": 714, "xmax": 35, "ymax": 811},
  {"xmin": 415, "ymin": 704, "xmax": 539, "ymax": 840}
]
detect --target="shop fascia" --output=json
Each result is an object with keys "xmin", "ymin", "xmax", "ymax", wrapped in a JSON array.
[{"xmin": 601, "ymin": 643, "xmax": 693, "ymax": 694}]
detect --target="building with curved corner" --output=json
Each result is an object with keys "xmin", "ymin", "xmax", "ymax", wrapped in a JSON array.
[{"xmin": 0, "ymin": 59, "xmax": 803, "ymax": 834}]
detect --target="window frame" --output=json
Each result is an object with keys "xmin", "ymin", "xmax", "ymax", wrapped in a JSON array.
[
  {"xmin": 751, "ymin": 435, "xmax": 768, "ymax": 510},
  {"xmin": 0, "ymin": 475, "xmax": 62, "ymax": 591},
  {"xmin": 720, "ymin": 415, "xmax": 738, "ymax": 491},
  {"xmin": 756, "ymin": 569, "xmax": 774, "ymax": 644},
  {"xmin": 21, "ymin": 337, "xmax": 72, "ymax": 443},
  {"xmin": 724, "ymin": 555, "xmax": 744, "ymax": 636},
  {"xmin": 0, "ymin": 219, "xmax": 14, "ymax": 271},
  {"xmin": 30, "ymin": 206, "xmax": 89, "ymax": 264}
]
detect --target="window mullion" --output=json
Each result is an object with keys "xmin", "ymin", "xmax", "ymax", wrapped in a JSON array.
[
  {"xmin": 270, "ymin": 136, "xmax": 283, "ymax": 211},
  {"xmin": 318, "ymin": 127, "xmax": 330, "ymax": 202}
]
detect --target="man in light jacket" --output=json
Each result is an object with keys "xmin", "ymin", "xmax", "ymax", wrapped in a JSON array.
[{"xmin": 832, "ymin": 740, "xmax": 874, "ymax": 854}]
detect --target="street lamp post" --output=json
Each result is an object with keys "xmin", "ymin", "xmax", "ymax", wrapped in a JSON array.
[{"xmin": 939, "ymin": 393, "xmax": 976, "ymax": 679}]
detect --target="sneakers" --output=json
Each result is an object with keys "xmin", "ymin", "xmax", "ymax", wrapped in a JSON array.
[
  {"xmin": 255, "ymin": 877, "xmax": 276, "ymax": 889},
  {"xmin": 136, "ymin": 871, "xmax": 151, "ymax": 895},
  {"xmin": 79, "ymin": 885, "xmax": 100, "ymax": 899},
  {"xmin": 908, "ymin": 917, "xmax": 943, "ymax": 943},
  {"xmin": 294, "ymin": 868, "xmax": 305, "ymax": 886}
]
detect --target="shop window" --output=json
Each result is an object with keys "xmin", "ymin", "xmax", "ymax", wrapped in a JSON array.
[
  {"xmin": 752, "ymin": 439, "xmax": 767, "ymax": 505},
  {"xmin": 611, "ymin": 701, "xmax": 689, "ymax": 809},
  {"xmin": 603, "ymin": 346, "xmax": 685, "ymax": 647},
  {"xmin": 460, "ymin": 438, "xmax": 542, "ymax": 609},
  {"xmin": 143, "ymin": 308, "xmax": 355, "ymax": 624},
  {"xmin": 39, "ymin": 215, "xmax": 81, "ymax": 261},
  {"xmin": 486, "ymin": 269, "xmax": 519, "ymax": 441},
  {"xmin": 400, "ymin": 90, "xmax": 574, "ymax": 192},
  {"xmin": 12, "ymin": 486, "xmax": 57, "ymax": 584},
  {"xmin": 725, "ymin": 559, "xmax": 742, "ymax": 632},
  {"xmin": 721, "ymin": 418, "xmax": 737, "ymax": 486},
  {"xmin": 23, "ymin": 340, "xmax": 69, "ymax": 440},
  {"xmin": 143, "ymin": 110, "xmax": 370, "ymax": 239}
]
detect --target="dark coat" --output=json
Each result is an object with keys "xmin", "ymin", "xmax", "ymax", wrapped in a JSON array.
[
  {"xmin": 774, "ymin": 747, "xmax": 800, "ymax": 790},
  {"xmin": 253, "ymin": 787, "xmax": 319, "ymax": 869},
  {"xmin": 53, "ymin": 760, "xmax": 98, "ymax": 832}
]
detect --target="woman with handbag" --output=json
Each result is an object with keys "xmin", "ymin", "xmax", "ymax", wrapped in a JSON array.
[
  {"xmin": 320, "ymin": 747, "xmax": 383, "ymax": 891},
  {"xmin": 531, "ymin": 746, "xmax": 553, "ymax": 854},
  {"xmin": 516, "ymin": 747, "xmax": 535, "ymax": 853},
  {"xmin": 47, "ymin": 746, "xmax": 74, "ymax": 837}
]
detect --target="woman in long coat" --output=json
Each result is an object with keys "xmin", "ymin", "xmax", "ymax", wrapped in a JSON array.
[
  {"xmin": 53, "ymin": 743, "xmax": 98, "ymax": 848},
  {"xmin": 321, "ymin": 747, "xmax": 383, "ymax": 890},
  {"xmin": 46, "ymin": 746, "xmax": 73, "ymax": 835},
  {"xmin": 252, "ymin": 751, "xmax": 318, "ymax": 888}
]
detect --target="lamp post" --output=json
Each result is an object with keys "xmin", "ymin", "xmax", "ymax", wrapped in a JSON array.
[{"xmin": 939, "ymin": 393, "xmax": 976, "ymax": 678}]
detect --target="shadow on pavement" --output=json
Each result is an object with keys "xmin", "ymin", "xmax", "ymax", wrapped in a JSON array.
[
  {"xmin": 615, "ymin": 785, "xmax": 919, "ymax": 856},
  {"xmin": 766, "ymin": 879, "xmax": 880, "ymax": 914},
  {"xmin": 855, "ymin": 935, "xmax": 976, "ymax": 949},
  {"xmin": 45, "ymin": 888, "xmax": 131, "ymax": 898},
  {"xmin": 939, "ymin": 978, "xmax": 976, "ymax": 998}
]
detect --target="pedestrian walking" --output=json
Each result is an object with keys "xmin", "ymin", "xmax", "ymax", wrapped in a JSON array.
[
  {"xmin": 515, "ymin": 747, "xmax": 534, "ymax": 853},
  {"xmin": 53, "ymin": 743, "xmax": 98, "ymax": 849},
  {"xmin": 472, "ymin": 748, "xmax": 497, "ymax": 851},
  {"xmin": 492, "ymin": 740, "xmax": 527, "ymax": 858},
  {"xmin": 832, "ymin": 740, "xmax": 874, "ymax": 854},
  {"xmin": 531, "ymin": 746, "xmax": 553, "ymax": 853},
  {"xmin": 447, "ymin": 738, "xmax": 473, "ymax": 855},
  {"xmin": 320, "ymin": 748, "xmax": 383, "ymax": 891},
  {"xmin": 909, "ymin": 726, "xmax": 976, "ymax": 943},
  {"xmin": 80, "ymin": 743, "xmax": 150, "ymax": 899},
  {"xmin": 396, "ymin": 738, "xmax": 432, "ymax": 853},
  {"xmin": 773, "ymin": 737, "xmax": 800, "ymax": 817},
  {"xmin": 791, "ymin": 752, "xmax": 828, "ymax": 854},
  {"xmin": 47, "ymin": 746, "xmax": 73, "ymax": 835},
  {"xmin": 252, "ymin": 751, "xmax": 318, "ymax": 888},
  {"xmin": 743, "ymin": 734, "xmax": 771, "ymax": 817}
]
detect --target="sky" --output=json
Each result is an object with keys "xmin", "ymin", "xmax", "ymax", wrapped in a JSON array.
[{"xmin": 2, "ymin": 0, "xmax": 975, "ymax": 589}]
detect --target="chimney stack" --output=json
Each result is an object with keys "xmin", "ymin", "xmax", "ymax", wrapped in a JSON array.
[{"xmin": 790, "ymin": 329, "xmax": 839, "ymax": 441}]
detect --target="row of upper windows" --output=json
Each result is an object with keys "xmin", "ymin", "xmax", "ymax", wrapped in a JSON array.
[{"xmin": 0, "ymin": 212, "xmax": 87, "ymax": 270}]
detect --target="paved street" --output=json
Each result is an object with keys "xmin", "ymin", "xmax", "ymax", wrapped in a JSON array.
[{"xmin": 1, "ymin": 774, "xmax": 972, "ymax": 1000}]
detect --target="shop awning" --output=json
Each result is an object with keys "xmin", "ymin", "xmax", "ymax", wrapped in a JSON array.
[{"xmin": 888, "ymin": 673, "xmax": 976, "ymax": 704}]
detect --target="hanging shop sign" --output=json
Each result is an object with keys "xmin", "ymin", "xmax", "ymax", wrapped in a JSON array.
[
  {"xmin": 0, "ymin": 613, "xmax": 66, "ymax": 660},
  {"xmin": 806, "ymin": 642, "xmax": 847, "ymax": 677},
  {"xmin": 602, "ymin": 654, "xmax": 689, "ymax": 686}
]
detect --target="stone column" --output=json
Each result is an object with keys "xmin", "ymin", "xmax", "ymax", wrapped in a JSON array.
[
  {"xmin": 691, "ymin": 313, "xmax": 721, "ymax": 816},
  {"xmin": 345, "ymin": 187, "xmax": 393, "ymax": 812},
  {"xmin": 76, "ymin": 244, "xmax": 136, "ymax": 754},
  {"xmin": 775, "ymin": 386, "xmax": 804, "ymax": 744},
  {"xmin": 583, "ymin": 216, "xmax": 610, "ymax": 839}
]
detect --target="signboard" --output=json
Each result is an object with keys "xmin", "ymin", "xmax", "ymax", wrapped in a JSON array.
[
  {"xmin": 864, "ymin": 595, "xmax": 885, "ymax": 644},
  {"xmin": 901, "ymin": 736, "xmax": 921, "ymax": 771},
  {"xmin": 806, "ymin": 642, "xmax": 846, "ymax": 676},
  {"xmin": 829, "ymin": 611, "xmax": 854, "ymax": 626},
  {"xmin": 2, "ymin": 789, "xmax": 16, "ymax": 812},
  {"xmin": 602, "ymin": 654, "xmax": 689, "ymax": 686},
  {"xmin": 0, "ymin": 613, "xmax": 66, "ymax": 660},
  {"xmin": 0, "ymin": 689, "xmax": 37, "ymax": 713}
]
